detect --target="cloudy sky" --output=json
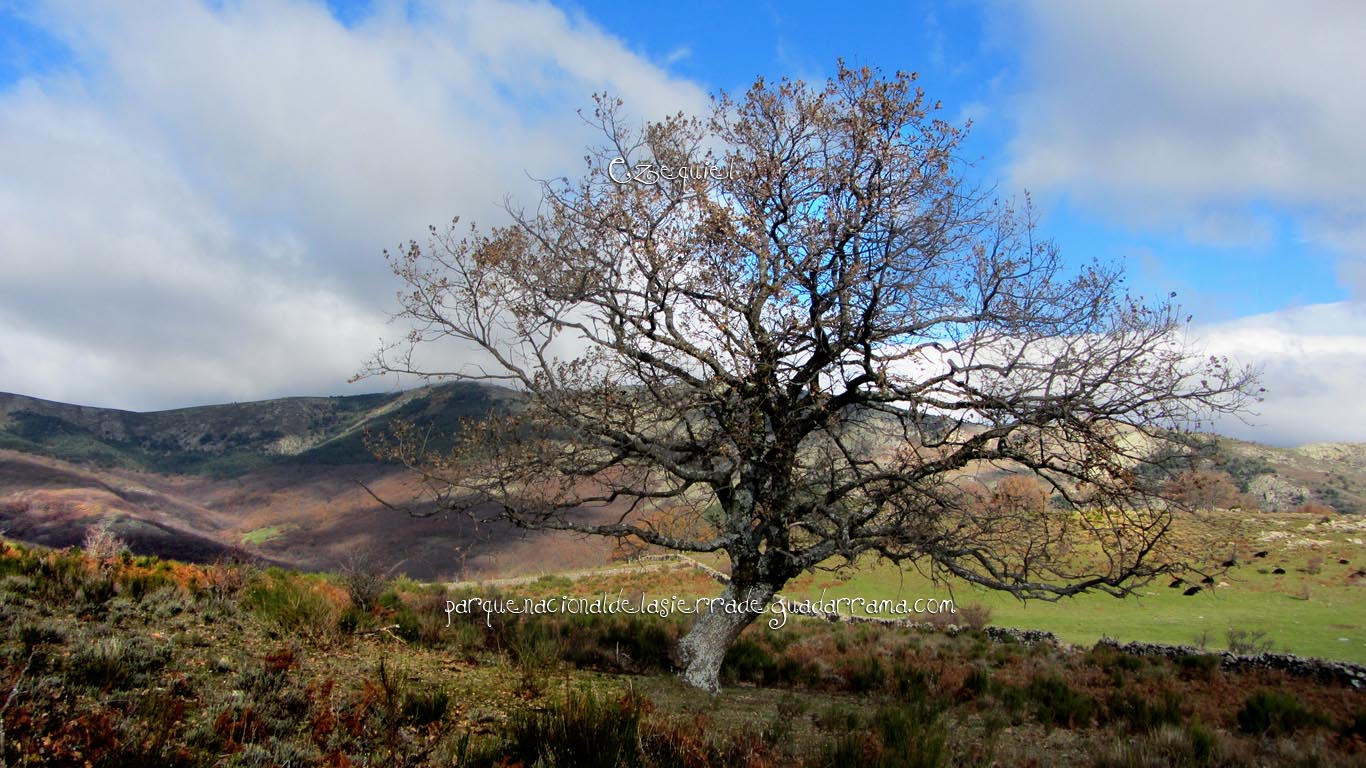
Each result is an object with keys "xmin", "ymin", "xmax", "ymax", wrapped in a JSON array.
[{"xmin": 0, "ymin": 0, "xmax": 1362, "ymax": 447}]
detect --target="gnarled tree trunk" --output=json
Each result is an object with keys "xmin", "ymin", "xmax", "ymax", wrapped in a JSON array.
[{"xmin": 675, "ymin": 580, "xmax": 777, "ymax": 692}]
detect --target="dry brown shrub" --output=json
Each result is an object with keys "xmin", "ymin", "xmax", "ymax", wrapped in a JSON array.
[
  {"xmin": 1163, "ymin": 470, "xmax": 1246, "ymax": 511},
  {"xmin": 957, "ymin": 603, "xmax": 993, "ymax": 630},
  {"xmin": 1295, "ymin": 501, "xmax": 1335, "ymax": 517},
  {"xmin": 81, "ymin": 519, "xmax": 128, "ymax": 566}
]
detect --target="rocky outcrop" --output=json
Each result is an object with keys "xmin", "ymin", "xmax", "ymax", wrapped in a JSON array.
[{"xmin": 1247, "ymin": 474, "xmax": 1311, "ymax": 511}]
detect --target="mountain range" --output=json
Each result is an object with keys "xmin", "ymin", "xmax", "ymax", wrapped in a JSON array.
[{"xmin": 0, "ymin": 384, "xmax": 1362, "ymax": 580}]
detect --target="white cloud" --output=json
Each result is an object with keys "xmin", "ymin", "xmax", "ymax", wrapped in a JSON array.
[
  {"xmin": 1011, "ymin": 1, "xmax": 1366, "ymax": 266},
  {"xmin": 0, "ymin": 0, "xmax": 706, "ymax": 410},
  {"xmin": 1196, "ymin": 303, "xmax": 1366, "ymax": 446},
  {"xmin": 1008, "ymin": 2, "xmax": 1366, "ymax": 446}
]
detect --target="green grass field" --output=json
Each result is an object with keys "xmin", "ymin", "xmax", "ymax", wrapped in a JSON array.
[
  {"xmin": 784, "ymin": 561, "xmax": 1366, "ymax": 663},
  {"xmin": 242, "ymin": 524, "xmax": 290, "ymax": 545},
  {"xmin": 689, "ymin": 511, "xmax": 1366, "ymax": 663}
]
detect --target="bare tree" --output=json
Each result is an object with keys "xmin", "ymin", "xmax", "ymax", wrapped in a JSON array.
[{"xmin": 361, "ymin": 64, "xmax": 1258, "ymax": 692}]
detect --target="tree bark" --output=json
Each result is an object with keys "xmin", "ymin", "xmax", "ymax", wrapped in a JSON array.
[{"xmin": 675, "ymin": 580, "xmax": 777, "ymax": 692}]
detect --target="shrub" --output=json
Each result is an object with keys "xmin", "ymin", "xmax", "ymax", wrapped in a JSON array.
[
  {"xmin": 82, "ymin": 519, "xmax": 129, "ymax": 565},
  {"xmin": 1225, "ymin": 628, "xmax": 1275, "ymax": 655},
  {"xmin": 961, "ymin": 667, "xmax": 990, "ymax": 699},
  {"xmin": 845, "ymin": 655, "xmax": 887, "ymax": 693},
  {"xmin": 560, "ymin": 614, "xmax": 676, "ymax": 672},
  {"xmin": 1104, "ymin": 690, "xmax": 1183, "ymax": 733},
  {"xmin": 534, "ymin": 573, "xmax": 574, "ymax": 589},
  {"xmin": 722, "ymin": 637, "xmax": 777, "ymax": 684},
  {"xmin": 1093, "ymin": 723, "xmax": 1217, "ymax": 768},
  {"xmin": 211, "ymin": 703, "xmax": 270, "ymax": 751},
  {"xmin": 773, "ymin": 655, "xmax": 820, "ymax": 687},
  {"xmin": 639, "ymin": 716, "xmax": 710, "ymax": 768},
  {"xmin": 890, "ymin": 661, "xmax": 933, "ymax": 699},
  {"xmin": 641, "ymin": 714, "xmax": 776, "ymax": 768},
  {"xmin": 110, "ymin": 689, "xmax": 200, "ymax": 767},
  {"xmin": 220, "ymin": 741, "xmax": 321, "ymax": 767},
  {"xmin": 16, "ymin": 622, "xmax": 65, "ymax": 652},
  {"xmin": 762, "ymin": 692, "xmax": 808, "ymax": 747},
  {"xmin": 1345, "ymin": 710, "xmax": 1366, "ymax": 740},
  {"xmin": 402, "ymin": 688, "xmax": 451, "ymax": 726},
  {"xmin": 443, "ymin": 616, "xmax": 487, "ymax": 659},
  {"xmin": 0, "ymin": 545, "xmax": 39, "ymax": 580},
  {"xmin": 813, "ymin": 701, "xmax": 861, "ymax": 733},
  {"xmin": 203, "ymin": 557, "xmax": 247, "ymax": 603},
  {"xmin": 1185, "ymin": 722, "xmax": 1217, "ymax": 764},
  {"xmin": 393, "ymin": 606, "xmax": 423, "ymax": 642},
  {"xmin": 36, "ymin": 551, "xmax": 87, "ymax": 601},
  {"xmin": 871, "ymin": 700, "xmax": 947, "ymax": 768},
  {"xmin": 957, "ymin": 603, "xmax": 992, "ymax": 630},
  {"xmin": 243, "ymin": 571, "xmax": 340, "ymax": 641},
  {"xmin": 602, "ymin": 616, "xmax": 675, "ymax": 671},
  {"xmin": 338, "ymin": 605, "xmax": 368, "ymax": 634},
  {"xmin": 505, "ymin": 688, "xmax": 643, "ymax": 768},
  {"xmin": 1176, "ymin": 652, "xmax": 1219, "ymax": 679},
  {"xmin": 66, "ymin": 635, "xmax": 172, "ymax": 690},
  {"xmin": 1087, "ymin": 643, "xmax": 1143, "ymax": 673},
  {"xmin": 1295, "ymin": 501, "xmax": 1335, "ymax": 516},
  {"xmin": 118, "ymin": 570, "xmax": 175, "ymax": 602},
  {"xmin": 78, "ymin": 572, "xmax": 117, "ymax": 606},
  {"xmin": 505, "ymin": 618, "xmax": 563, "ymax": 695},
  {"xmin": 811, "ymin": 732, "xmax": 868, "ymax": 767},
  {"xmin": 338, "ymin": 556, "xmax": 392, "ymax": 611},
  {"xmin": 995, "ymin": 682, "xmax": 1028, "ymax": 716},
  {"xmin": 810, "ymin": 700, "xmax": 946, "ymax": 768},
  {"xmin": 1236, "ymin": 689, "xmax": 1327, "ymax": 736},
  {"xmin": 405, "ymin": 590, "xmax": 460, "ymax": 646},
  {"xmin": 1027, "ymin": 674, "xmax": 1094, "ymax": 728}
]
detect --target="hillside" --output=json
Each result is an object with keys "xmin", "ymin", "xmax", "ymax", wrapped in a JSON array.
[
  {"xmin": 0, "ymin": 384, "xmax": 1362, "ymax": 584},
  {"xmin": 0, "ymin": 382, "xmax": 511, "ymax": 477},
  {"xmin": 1191, "ymin": 435, "xmax": 1366, "ymax": 514},
  {"xmin": 0, "ymin": 447, "xmax": 622, "ymax": 581},
  {"xmin": 0, "ymin": 384, "xmax": 624, "ymax": 580}
]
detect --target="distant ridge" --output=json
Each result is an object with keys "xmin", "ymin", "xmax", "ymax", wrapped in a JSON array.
[
  {"xmin": 0, "ymin": 382, "xmax": 512, "ymax": 478},
  {"xmin": 0, "ymin": 384, "xmax": 1361, "ymax": 580}
]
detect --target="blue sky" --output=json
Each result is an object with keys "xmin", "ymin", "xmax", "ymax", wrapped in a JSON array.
[{"xmin": 0, "ymin": 0, "xmax": 1363, "ymax": 445}]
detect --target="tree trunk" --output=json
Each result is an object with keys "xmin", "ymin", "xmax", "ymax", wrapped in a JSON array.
[{"xmin": 675, "ymin": 580, "xmax": 777, "ymax": 692}]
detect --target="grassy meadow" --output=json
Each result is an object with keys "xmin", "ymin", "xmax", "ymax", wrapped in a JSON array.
[
  {"xmin": 605, "ymin": 510, "xmax": 1366, "ymax": 663},
  {"xmin": 782, "ymin": 511, "xmax": 1366, "ymax": 663}
]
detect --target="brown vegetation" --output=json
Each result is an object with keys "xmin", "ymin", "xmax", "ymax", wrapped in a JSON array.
[{"xmin": 2, "ymin": 537, "xmax": 1361, "ymax": 766}]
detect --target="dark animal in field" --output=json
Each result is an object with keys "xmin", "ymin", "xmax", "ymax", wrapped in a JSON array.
[
  {"xmin": 1253, "ymin": 551, "xmax": 1269, "ymax": 558},
  {"xmin": 1169, "ymin": 578, "xmax": 1185, "ymax": 588},
  {"xmin": 1221, "ymin": 559, "xmax": 1237, "ymax": 568},
  {"xmin": 1272, "ymin": 567, "xmax": 1286, "ymax": 575},
  {"xmin": 1340, "ymin": 559, "xmax": 1350, "ymax": 565},
  {"xmin": 1200, "ymin": 576, "xmax": 1216, "ymax": 585},
  {"xmin": 1183, "ymin": 586, "xmax": 1203, "ymax": 596}
]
